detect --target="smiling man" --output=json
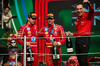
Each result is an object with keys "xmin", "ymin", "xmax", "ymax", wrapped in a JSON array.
[
  {"xmin": 38, "ymin": 13, "xmax": 66, "ymax": 66},
  {"xmin": 17, "ymin": 12, "xmax": 39, "ymax": 66},
  {"xmin": 66, "ymin": 0, "xmax": 94, "ymax": 66}
]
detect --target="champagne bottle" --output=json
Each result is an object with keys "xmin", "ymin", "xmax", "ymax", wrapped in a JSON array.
[
  {"xmin": 53, "ymin": 39, "xmax": 60, "ymax": 60},
  {"xmin": 27, "ymin": 46, "xmax": 34, "ymax": 63},
  {"xmin": 66, "ymin": 36, "xmax": 73, "ymax": 53}
]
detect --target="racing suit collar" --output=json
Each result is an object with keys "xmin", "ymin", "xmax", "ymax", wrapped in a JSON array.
[
  {"xmin": 27, "ymin": 22, "xmax": 35, "ymax": 27},
  {"xmin": 78, "ymin": 12, "xmax": 85, "ymax": 19},
  {"xmin": 48, "ymin": 24, "xmax": 54, "ymax": 29}
]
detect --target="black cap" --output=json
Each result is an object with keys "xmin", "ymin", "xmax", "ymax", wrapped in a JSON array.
[
  {"xmin": 28, "ymin": 12, "xmax": 38, "ymax": 18},
  {"xmin": 47, "ymin": 13, "xmax": 55, "ymax": 19}
]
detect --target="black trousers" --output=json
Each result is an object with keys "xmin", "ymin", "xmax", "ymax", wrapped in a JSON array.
[{"xmin": 75, "ymin": 37, "xmax": 90, "ymax": 66}]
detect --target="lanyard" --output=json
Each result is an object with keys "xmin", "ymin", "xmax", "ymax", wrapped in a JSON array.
[{"xmin": 48, "ymin": 24, "xmax": 55, "ymax": 35}]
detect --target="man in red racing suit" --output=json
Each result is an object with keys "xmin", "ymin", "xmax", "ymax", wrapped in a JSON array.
[
  {"xmin": 17, "ymin": 12, "xmax": 39, "ymax": 66},
  {"xmin": 38, "ymin": 13, "xmax": 66, "ymax": 66}
]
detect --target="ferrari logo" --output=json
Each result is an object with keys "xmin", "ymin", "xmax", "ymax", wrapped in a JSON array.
[{"xmin": 35, "ymin": 27, "xmax": 36, "ymax": 29}]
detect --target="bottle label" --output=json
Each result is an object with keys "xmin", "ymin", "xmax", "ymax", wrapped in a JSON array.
[
  {"xmin": 53, "ymin": 54, "xmax": 60, "ymax": 60},
  {"xmin": 27, "ymin": 57, "xmax": 30, "ymax": 61},
  {"xmin": 67, "ymin": 48, "xmax": 73, "ymax": 52}
]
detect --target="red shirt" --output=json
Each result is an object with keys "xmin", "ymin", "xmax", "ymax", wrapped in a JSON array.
[
  {"xmin": 17, "ymin": 22, "xmax": 38, "ymax": 45},
  {"xmin": 38, "ymin": 24, "xmax": 66, "ymax": 47},
  {"xmin": 73, "ymin": 5, "xmax": 94, "ymax": 36}
]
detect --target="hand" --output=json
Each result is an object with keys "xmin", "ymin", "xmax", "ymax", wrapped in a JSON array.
[
  {"xmin": 66, "ymin": 31, "xmax": 70, "ymax": 36},
  {"xmin": 26, "ymin": 42, "xmax": 30, "ymax": 46},
  {"xmin": 9, "ymin": 16, "xmax": 12, "ymax": 19},
  {"xmin": 17, "ymin": 63, "xmax": 22, "ymax": 66},
  {"xmin": 83, "ymin": 0, "xmax": 90, "ymax": 5},
  {"xmin": 12, "ymin": 15, "xmax": 17, "ymax": 18},
  {"xmin": 66, "ymin": 31, "xmax": 73, "ymax": 36},
  {"xmin": 52, "ymin": 41, "xmax": 58, "ymax": 46},
  {"xmin": 69, "ymin": 33, "xmax": 73, "ymax": 36}
]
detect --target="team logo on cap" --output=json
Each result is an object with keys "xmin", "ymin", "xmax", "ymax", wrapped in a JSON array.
[
  {"xmin": 31, "ymin": 13, "xmax": 37, "ymax": 18},
  {"xmin": 47, "ymin": 13, "xmax": 54, "ymax": 18},
  {"xmin": 45, "ymin": 28, "xmax": 48, "ymax": 31},
  {"xmin": 27, "ymin": 27, "xmax": 30, "ymax": 31},
  {"xmin": 47, "ymin": 14, "xmax": 54, "ymax": 17},
  {"xmin": 32, "ymin": 13, "xmax": 36, "ymax": 16}
]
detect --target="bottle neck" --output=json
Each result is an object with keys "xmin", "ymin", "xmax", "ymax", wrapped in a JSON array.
[
  {"xmin": 68, "ymin": 36, "xmax": 69, "ymax": 39},
  {"xmin": 27, "ymin": 46, "xmax": 31, "ymax": 48},
  {"xmin": 67, "ymin": 36, "xmax": 70, "ymax": 42}
]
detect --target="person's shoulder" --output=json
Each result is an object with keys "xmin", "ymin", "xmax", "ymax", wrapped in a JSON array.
[
  {"xmin": 34, "ymin": 25, "xmax": 37, "ymax": 26},
  {"xmin": 19, "ymin": 24, "xmax": 27, "ymax": 29},
  {"xmin": 40, "ymin": 25, "xmax": 47, "ymax": 29},
  {"xmin": 21, "ymin": 24, "xmax": 26, "ymax": 27},
  {"xmin": 40, "ymin": 26, "xmax": 48, "ymax": 31},
  {"xmin": 55, "ymin": 24, "xmax": 63, "ymax": 28},
  {"xmin": 82, "ymin": 12, "xmax": 87, "ymax": 17},
  {"xmin": 34, "ymin": 25, "xmax": 38, "ymax": 28},
  {"xmin": 44, "ymin": 26, "xmax": 48, "ymax": 28}
]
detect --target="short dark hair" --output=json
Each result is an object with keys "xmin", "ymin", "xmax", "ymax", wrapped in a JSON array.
[
  {"xmin": 76, "ymin": 3, "xmax": 85, "ymax": 8},
  {"xmin": 4, "ymin": 6, "xmax": 10, "ymax": 10}
]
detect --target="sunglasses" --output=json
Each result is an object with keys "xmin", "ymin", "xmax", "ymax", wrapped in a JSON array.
[
  {"xmin": 47, "ymin": 18, "xmax": 53, "ymax": 20},
  {"xmin": 32, "ymin": 18, "xmax": 36, "ymax": 20}
]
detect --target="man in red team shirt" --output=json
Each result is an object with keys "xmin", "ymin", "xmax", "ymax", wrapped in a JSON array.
[
  {"xmin": 66, "ymin": 0, "xmax": 94, "ymax": 66},
  {"xmin": 17, "ymin": 12, "xmax": 39, "ymax": 66},
  {"xmin": 38, "ymin": 13, "xmax": 66, "ymax": 66}
]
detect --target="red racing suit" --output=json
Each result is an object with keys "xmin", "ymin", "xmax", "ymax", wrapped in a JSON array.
[
  {"xmin": 38, "ymin": 24, "xmax": 66, "ymax": 66},
  {"xmin": 73, "ymin": 5, "xmax": 94, "ymax": 36},
  {"xmin": 17, "ymin": 22, "xmax": 39, "ymax": 66}
]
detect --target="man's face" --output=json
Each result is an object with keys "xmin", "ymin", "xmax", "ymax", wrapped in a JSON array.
[
  {"xmin": 28, "ymin": 18, "xmax": 36, "ymax": 25},
  {"xmin": 47, "ymin": 18, "xmax": 55, "ymax": 25},
  {"xmin": 4, "ymin": 8, "xmax": 9, "ymax": 14},
  {"xmin": 76, "ymin": 4, "xmax": 84, "ymax": 17}
]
